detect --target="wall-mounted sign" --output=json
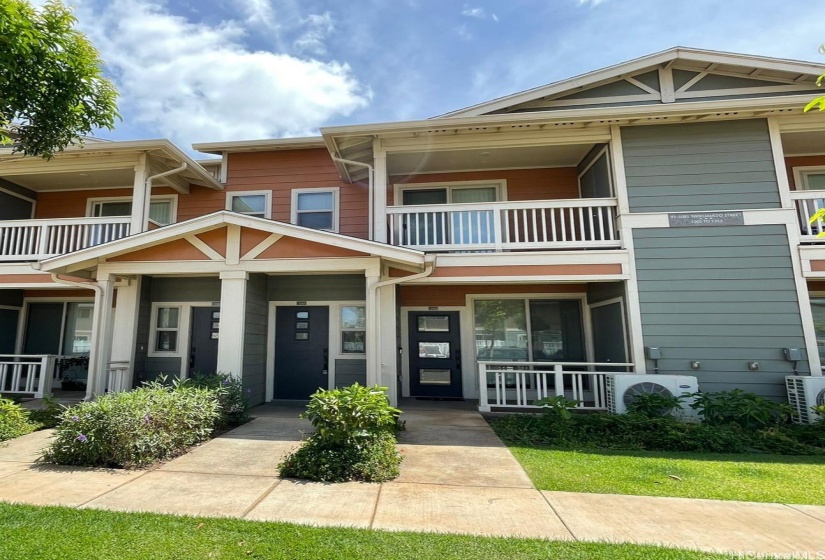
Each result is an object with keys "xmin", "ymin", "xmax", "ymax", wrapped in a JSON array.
[{"xmin": 668, "ymin": 211, "xmax": 744, "ymax": 228}]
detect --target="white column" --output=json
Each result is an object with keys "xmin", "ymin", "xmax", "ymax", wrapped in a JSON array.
[
  {"xmin": 216, "ymin": 271, "xmax": 248, "ymax": 379},
  {"xmin": 365, "ymin": 269, "xmax": 380, "ymax": 386},
  {"xmin": 110, "ymin": 277, "xmax": 142, "ymax": 390},
  {"xmin": 87, "ymin": 274, "xmax": 115, "ymax": 399},
  {"xmin": 130, "ymin": 153, "xmax": 150, "ymax": 234},
  {"xmin": 372, "ymin": 139, "xmax": 388, "ymax": 243},
  {"xmin": 377, "ymin": 283, "xmax": 398, "ymax": 406}
]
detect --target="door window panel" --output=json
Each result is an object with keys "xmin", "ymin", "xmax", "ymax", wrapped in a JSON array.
[
  {"xmin": 419, "ymin": 369, "xmax": 451, "ymax": 385},
  {"xmin": 419, "ymin": 342, "xmax": 450, "ymax": 358},
  {"xmin": 417, "ymin": 315, "xmax": 449, "ymax": 332}
]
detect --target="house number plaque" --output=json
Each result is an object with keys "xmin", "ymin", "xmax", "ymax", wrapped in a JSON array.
[{"xmin": 668, "ymin": 211, "xmax": 744, "ymax": 228}]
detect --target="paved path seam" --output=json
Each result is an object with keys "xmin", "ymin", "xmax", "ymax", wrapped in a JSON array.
[
  {"xmin": 368, "ymin": 483, "xmax": 384, "ymax": 529},
  {"xmin": 76, "ymin": 469, "xmax": 153, "ymax": 508},
  {"xmin": 539, "ymin": 489, "xmax": 577, "ymax": 540},
  {"xmin": 784, "ymin": 503, "xmax": 825, "ymax": 525},
  {"xmin": 240, "ymin": 479, "xmax": 282, "ymax": 518}
]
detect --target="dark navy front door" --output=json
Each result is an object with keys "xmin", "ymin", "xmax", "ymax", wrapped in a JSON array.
[
  {"xmin": 408, "ymin": 311, "xmax": 462, "ymax": 398},
  {"xmin": 274, "ymin": 306, "xmax": 329, "ymax": 399}
]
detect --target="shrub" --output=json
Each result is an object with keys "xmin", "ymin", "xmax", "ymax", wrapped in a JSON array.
[
  {"xmin": 0, "ymin": 398, "xmax": 37, "ymax": 442},
  {"xmin": 185, "ymin": 372, "xmax": 250, "ymax": 430},
  {"xmin": 279, "ymin": 431, "xmax": 400, "ymax": 483},
  {"xmin": 624, "ymin": 392, "xmax": 684, "ymax": 418},
  {"xmin": 812, "ymin": 405, "xmax": 825, "ymax": 423},
  {"xmin": 488, "ymin": 411, "xmax": 825, "ymax": 455},
  {"xmin": 690, "ymin": 389, "xmax": 792, "ymax": 429},
  {"xmin": 534, "ymin": 396, "xmax": 580, "ymax": 420},
  {"xmin": 279, "ymin": 384, "xmax": 402, "ymax": 482},
  {"xmin": 27, "ymin": 395, "xmax": 64, "ymax": 429},
  {"xmin": 41, "ymin": 381, "xmax": 220, "ymax": 468}
]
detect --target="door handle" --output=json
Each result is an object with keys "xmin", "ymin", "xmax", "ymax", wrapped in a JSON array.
[
  {"xmin": 322, "ymin": 348, "xmax": 329, "ymax": 375},
  {"xmin": 455, "ymin": 349, "xmax": 461, "ymax": 370},
  {"xmin": 189, "ymin": 347, "xmax": 196, "ymax": 369}
]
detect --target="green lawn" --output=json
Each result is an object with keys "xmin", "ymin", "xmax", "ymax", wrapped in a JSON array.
[
  {"xmin": 509, "ymin": 446, "xmax": 825, "ymax": 504},
  {"xmin": 0, "ymin": 502, "xmax": 740, "ymax": 560}
]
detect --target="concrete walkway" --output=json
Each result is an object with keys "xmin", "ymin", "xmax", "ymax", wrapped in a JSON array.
[{"xmin": 0, "ymin": 400, "xmax": 824, "ymax": 556}]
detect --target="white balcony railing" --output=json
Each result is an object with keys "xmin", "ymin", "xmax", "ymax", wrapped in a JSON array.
[
  {"xmin": 793, "ymin": 191, "xmax": 825, "ymax": 241},
  {"xmin": 0, "ymin": 217, "xmax": 131, "ymax": 261},
  {"xmin": 0, "ymin": 355, "xmax": 57, "ymax": 398},
  {"xmin": 478, "ymin": 361, "xmax": 635, "ymax": 412},
  {"xmin": 387, "ymin": 198, "xmax": 620, "ymax": 252}
]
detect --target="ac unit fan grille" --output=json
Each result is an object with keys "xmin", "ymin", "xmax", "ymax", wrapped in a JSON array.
[
  {"xmin": 817, "ymin": 389, "xmax": 825, "ymax": 407},
  {"xmin": 623, "ymin": 382, "xmax": 673, "ymax": 406}
]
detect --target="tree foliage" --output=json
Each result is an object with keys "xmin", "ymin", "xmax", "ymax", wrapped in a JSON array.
[
  {"xmin": 0, "ymin": 0, "xmax": 118, "ymax": 158},
  {"xmin": 805, "ymin": 44, "xmax": 825, "ymax": 113}
]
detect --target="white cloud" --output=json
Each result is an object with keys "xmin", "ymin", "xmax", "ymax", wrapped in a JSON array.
[
  {"xmin": 73, "ymin": 0, "xmax": 368, "ymax": 147},
  {"xmin": 294, "ymin": 12, "xmax": 334, "ymax": 55},
  {"xmin": 235, "ymin": 0, "xmax": 277, "ymax": 29},
  {"xmin": 577, "ymin": 0, "xmax": 608, "ymax": 6},
  {"xmin": 461, "ymin": 6, "xmax": 499, "ymax": 21}
]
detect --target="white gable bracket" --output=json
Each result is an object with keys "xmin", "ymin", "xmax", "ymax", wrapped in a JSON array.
[{"xmin": 658, "ymin": 66, "xmax": 675, "ymax": 103}]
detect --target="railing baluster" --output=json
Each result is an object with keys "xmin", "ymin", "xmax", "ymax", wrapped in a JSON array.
[
  {"xmin": 560, "ymin": 207, "xmax": 567, "ymax": 242},
  {"xmin": 578, "ymin": 207, "xmax": 586, "ymax": 241}
]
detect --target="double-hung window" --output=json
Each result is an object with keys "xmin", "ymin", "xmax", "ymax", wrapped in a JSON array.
[
  {"xmin": 226, "ymin": 191, "xmax": 271, "ymax": 219},
  {"xmin": 340, "ymin": 305, "xmax": 366, "ymax": 354},
  {"xmin": 292, "ymin": 188, "xmax": 339, "ymax": 231},
  {"xmin": 89, "ymin": 197, "xmax": 176, "ymax": 226},
  {"xmin": 153, "ymin": 306, "xmax": 181, "ymax": 353}
]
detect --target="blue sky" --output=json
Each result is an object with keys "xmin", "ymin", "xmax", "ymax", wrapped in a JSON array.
[{"xmin": 54, "ymin": 0, "xmax": 825, "ymax": 150}]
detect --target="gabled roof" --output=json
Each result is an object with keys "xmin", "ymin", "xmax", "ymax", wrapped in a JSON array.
[
  {"xmin": 38, "ymin": 211, "xmax": 425, "ymax": 274},
  {"xmin": 439, "ymin": 47, "xmax": 824, "ymax": 118}
]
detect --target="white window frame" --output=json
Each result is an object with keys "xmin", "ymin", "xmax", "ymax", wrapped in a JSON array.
[
  {"xmin": 793, "ymin": 166, "xmax": 825, "ymax": 191},
  {"xmin": 86, "ymin": 195, "xmax": 179, "ymax": 225},
  {"xmin": 149, "ymin": 304, "xmax": 187, "ymax": 358},
  {"xmin": 291, "ymin": 188, "xmax": 340, "ymax": 232},
  {"xmin": 577, "ymin": 145, "xmax": 614, "ymax": 198},
  {"xmin": 340, "ymin": 304, "xmax": 367, "ymax": 355},
  {"xmin": 393, "ymin": 180, "xmax": 507, "ymax": 206},
  {"xmin": 225, "ymin": 190, "xmax": 272, "ymax": 219}
]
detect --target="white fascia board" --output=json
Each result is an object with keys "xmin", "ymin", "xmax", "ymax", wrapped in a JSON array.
[
  {"xmin": 321, "ymin": 94, "xmax": 815, "ymax": 141},
  {"xmin": 39, "ymin": 211, "xmax": 424, "ymax": 273},
  {"xmin": 434, "ymin": 250, "xmax": 629, "ymax": 268},
  {"xmin": 438, "ymin": 47, "xmax": 823, "ymax": 118},
  {"xmin": 192, "ymin": 136, "xmax": 326, "ymax": 154}
]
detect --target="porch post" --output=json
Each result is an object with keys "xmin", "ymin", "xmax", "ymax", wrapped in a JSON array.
[
  {"xmin": 130, "ymin": 153, "xmax": 150, "ymax": 235},
  {"xmin": 372, "ymin": 139, "xmax": 388, "ymax": 243},
  {"xmin": 109, "ymin": 276, "xmax": 142, "ymax": 390},
  {"xmin": 378, "ymin": 283, "xmax": 398, "ymax": 406},
  {"xmin": 87, "ymin": 273, "xmax": 115, "ymax": 399},
  {"xmin": 216, "ymin": 271, "xmax": 248, "ymax": 379},
  {"xmin": 365, "ymin": 268, "xmax": 381, "ymax": 387}
]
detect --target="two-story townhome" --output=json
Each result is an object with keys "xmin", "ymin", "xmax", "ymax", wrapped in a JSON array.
[{"xmin": 3, "ymin": 47, "xmax": 825, "ymax": 411}]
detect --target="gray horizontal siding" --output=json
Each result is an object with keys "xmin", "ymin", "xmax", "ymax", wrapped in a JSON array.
[
  {"xmin": 634, "ymin": 225, "xmax": 808, "ymax": 398},
  {"xmin": 151, "ymin": 277, "xmax": 221, "ymax": 302},
  {"xmin": 622, "ymin": 120, "xmax": 781, "ymax": 212},
  {"xmin": 335, "ymin": 359, "xmax": 366, "ymax": 388},
  {"xmin": 243, "ymin": 274, "xmax": 268, "ymax": 405},
  {"xmin": 268, "ymin": 275, "xmax": 365, "ymax": 301}
]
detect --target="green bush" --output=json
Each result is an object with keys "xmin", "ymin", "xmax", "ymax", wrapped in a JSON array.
[
  {"xmin": 812, "ymin": 405, "xmax": 825, "ymax": 422},
  {"xmin": 279, "ymin": 384, "xmax": 402, "ymax": 482},
  {"xmin": 185, "ymin": 372, "xmax": 250, "ymax": 430},
  {"xmin": 0, "ymin": 398, "xmax": 37, "ymax": 442},
  {"xmin": 41, "ymin": 381, "xmax": 220, "ymax": 468},
  {"xmin": 489, "ymin": 411, "xmax": 825, "ymax": 455},
  {"xmin": 624, "ymin": 392, "xmax": 684, "ymax": 418},
  {"xmin": 534, "ymin": 396, "xmax": 580, "ymax": 420},
  {"xmin": 279, "ymin": 431, "xmax": 400, "ymax": 483},
  {"xmin": 26, "ymin": 396, "xmax": 64, "ymax": 429},
  {"xmin": 690, "ymin": 389, "xmax": 791, "ymax": 429}
]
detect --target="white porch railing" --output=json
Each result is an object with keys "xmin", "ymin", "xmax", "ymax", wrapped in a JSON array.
[
  {"xmin": 478, "ymin": 361, "xmax": 635, "ymax": 412},
  {"xmin": 105, "ymin": 361, "xmax": 131, "ymax": 393},
  {"xmin": 0, "ymin": 217, "xmax": 131, "ymax": 261},
  {"xmin": 387, "ymin": 198, "xmax": 620, "ymax": 252},
  {"xmin": 0, "ymin": 355, "xmax": 57, "ymax": 398},
  {"xmin": 792, "ymin": 191, "xmax": 825, "ymax": 241}
]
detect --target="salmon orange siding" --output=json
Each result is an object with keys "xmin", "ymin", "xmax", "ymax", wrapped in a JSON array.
[
  {"xmin": 195, "ymin": 227, "xmax": 227, "ymax": 257},
  {"xmin": 34, "ymin": 187, "xmax": 178, "ymax": 219},
  {"xmin": 810, "ymin": 261, "xmax": 825, "ymax": 272},
  {"xmin": 107, "ymin": 238, "xmax": 211, "ymax": 262},
  {"xmin": 430, "ymin": 264, "xmax": 622, "ymax": 277},
  {"xmin": 256, "ymin": 236, "xmax": 368, "ymax": 259},
  {"xmin": 388, "ymin": 168, "xmax": 580, "ymax": 205},
  {"xmin": 785, "ymin": 156, "xmax": 825, "ymax": 190},
  {"xmin": 240, "ymin": 227, "xmax": 274, "ymax": 256},
  {"xmin": 180, "ymin": 149, "xmax": 369, "ymax": 239},
  {"xmin": 0, "ymin": 274, "xmax": 57, "ymax": 284},
  {"xmin": 399, "ymin": 284, "xmax": 586, "ymax": 307}
]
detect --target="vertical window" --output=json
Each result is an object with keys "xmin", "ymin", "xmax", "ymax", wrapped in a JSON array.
[
  {"xmin": 292, "ymin": 189, "xmax": 338, "ymax": 231},
  {"xmin": 226, "ymin": 191, "xmax": 271, "ymax": 219},
  {"xmin": 341, "ymin": 305, "xmax": 366, "ymax": 354},
  {"xmin": 154, "ymin": 307, "xmax": 180, "ymax": 352}
]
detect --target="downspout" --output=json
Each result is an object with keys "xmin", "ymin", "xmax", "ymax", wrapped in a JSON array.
[
  {"xmin": 139, "ymin": 162, "xmax": 187, "ymax": 231},
  {"xmin": 367, "ymin": 254, "xmax": 437, "ymax": 391},
  {"xmin": 50, "ymin": 274, "xmax": 103, "ymax": 401},
  {"xmin": 331, "ymin": 156, "xmax": 374, "ymax": 240}
]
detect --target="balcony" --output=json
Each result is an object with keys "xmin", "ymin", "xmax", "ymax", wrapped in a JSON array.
[
  {"xmin": 0, "ymin": 217, "xmax": 131, "ymax": 261},
  {"xmin": 386, "ymin": 198, "xmax": 620, "ymax": 252}
]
